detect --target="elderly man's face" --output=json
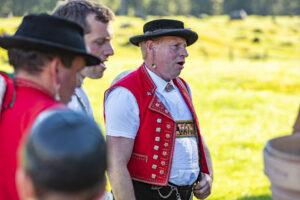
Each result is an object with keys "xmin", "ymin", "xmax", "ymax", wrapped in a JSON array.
[
  {"xmin": 79, "ymin": 13, "xmax": 114, "ymax": 83},
  {"xmin": 152, "ymin": 36, "xmax": 188, "ymax": 82}
]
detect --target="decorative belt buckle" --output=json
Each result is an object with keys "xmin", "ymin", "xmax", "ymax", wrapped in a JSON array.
[{"xmin": 175, "ymin": 120, "xmax": 197, "ymax": 138}]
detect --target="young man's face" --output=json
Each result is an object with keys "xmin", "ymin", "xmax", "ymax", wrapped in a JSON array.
[{"xmin": 80, "ymin": 13, "xmax": 114, "ymax": 80}]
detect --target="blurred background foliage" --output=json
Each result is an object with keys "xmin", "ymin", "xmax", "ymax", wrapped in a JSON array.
[
  {"xmin": 0, "ymin": 0, "xmax": 300, "ymax": 17},
  {"xmin": 1, "ymin": 15, "xmax": 300, "ymax": 71},
  {"xmin": 0, "ymin": 0, "xmax": 300, "ymax": 199}
]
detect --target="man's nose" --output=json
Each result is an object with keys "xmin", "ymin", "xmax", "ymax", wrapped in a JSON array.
[
  {"xmin": 181, "ymin": 47, "xmax": 188, "ymax": 57},
  {"xmin": 104, "ymin": 42, "xmax": 114, "ymax": 57}
]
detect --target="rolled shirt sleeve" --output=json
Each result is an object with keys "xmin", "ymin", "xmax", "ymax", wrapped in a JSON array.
[{"xmin": 105, "ymin": 87, "xmax": 140, "ymax": 139}]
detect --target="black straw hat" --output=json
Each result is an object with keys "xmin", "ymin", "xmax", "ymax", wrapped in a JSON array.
[
  {"xmin": 0, "ymin": 13, "xmax": 100, "ymax": 66},
  {"xmin": 23, "ymin": 109, "xmax": 107, "ymax": 191},
  {"xmin": 129, "ymin": 19, "xmax": 198, "ymax": 46}
]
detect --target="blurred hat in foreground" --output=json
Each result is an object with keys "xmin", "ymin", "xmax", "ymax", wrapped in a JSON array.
[{"xmin": 22, "ymin": 109, "xmax": 107, "ymax": 191}]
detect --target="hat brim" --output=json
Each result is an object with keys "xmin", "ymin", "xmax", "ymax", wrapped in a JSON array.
[
  {"xmin": 129, "ymin": 29, "xmax": 198, "ymax": 46},
  {"xmin": 0, "ymin": 36, "xmax": 101, "ymax": 66}
]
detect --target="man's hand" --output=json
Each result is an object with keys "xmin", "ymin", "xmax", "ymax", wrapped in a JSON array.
[{"xmin": 193, "ymin": 173, "xmax": 213, "ymax": 199}]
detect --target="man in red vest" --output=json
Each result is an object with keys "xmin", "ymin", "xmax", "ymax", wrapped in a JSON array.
[
  {"xmin": 0, "ymin": 13, "xmax": 100, "ymax": 200},
  {"xmin": 104, "ymin": 19, "xmax": 213, "ymax": 200}
]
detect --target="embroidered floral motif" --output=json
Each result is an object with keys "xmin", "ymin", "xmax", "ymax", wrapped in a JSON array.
[{"xmin": 149, "ymin": 95, "xmax": 172, "ymax": 119}]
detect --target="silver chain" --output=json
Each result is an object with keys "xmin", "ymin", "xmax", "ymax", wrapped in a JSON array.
[
  {"xmin": 151, "ymin": 184, "xmax": 182, "ymax": 200},
  {"xmin": 74, "ymin": 91, "xmax": 88, "ymax": 114}
]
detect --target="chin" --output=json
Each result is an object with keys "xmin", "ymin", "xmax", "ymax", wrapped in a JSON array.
[
  {"xmin": 90, "ymin": 75, "xmax": 103, "ymax": 79},
  {"xmin": 87, "ymin": 72, "xmax": 104, "ymax": 79}
]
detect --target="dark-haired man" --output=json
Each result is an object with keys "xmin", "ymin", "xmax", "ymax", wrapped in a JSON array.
[
  {"xmin": 0, "ymin": 13, "xmax": 100, "ymax": 199},
  {"xmin": 16, "ymin": 109, "xmax": 107, "ymax": 200},
  {"xmin": 53, "ymin": 0, "xmax": 114, "ymax": 118}
]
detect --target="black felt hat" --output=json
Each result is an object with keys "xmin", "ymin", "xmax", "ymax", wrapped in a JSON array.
[
  {"xmin": 0, "ymin": 13, "xmax": 100, "ymax": 66},
  {"xmin": 23, "ymin": 109, "xmax": 107, "ymax": 191},
  {"xmin": 129, "ymin": 19, "xmax": 198, "ymax": 46}
]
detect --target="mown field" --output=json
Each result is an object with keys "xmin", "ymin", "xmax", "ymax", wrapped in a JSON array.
[{"xmin": 1, "ymin": 15, "xmax": 300, "ymax": 200}]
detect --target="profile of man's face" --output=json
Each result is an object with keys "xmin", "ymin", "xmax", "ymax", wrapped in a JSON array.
[
  {"xmin": 150, "ymin": 36, "xmax": 188, "ymax": 82},
  {"xmin": 59, "ymin": 56, "xmax": 85, "ymax": 103},
  {"xmin": 80, "ymin": 13, "xmax": 114, "ymax": 81}
]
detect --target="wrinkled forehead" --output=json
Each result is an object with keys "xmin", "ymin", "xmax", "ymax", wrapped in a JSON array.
[{"xmin": 151, "ymin": 36, "xmax": 187, "ymax": 45}]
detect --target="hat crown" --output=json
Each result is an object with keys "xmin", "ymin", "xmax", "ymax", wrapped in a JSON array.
[
  {"xmin": 16, "ymin": 13, "xmax": 84, "ymax": 36},
  {"xmin": 130, "ymin": 19, "xmax": 198, "ymax": 46},
  {"xmin": 143, "ymin": 19, "xmax": 184, "ymax": 33},
  {"xmin": 15, "ymin": 13, "xmax": 86, "ymax": 52},
  {"xmin": 26, "ymin": 110, "xmax": 107, "ymax": 191},
  {"xmin": 0, "ymin": 13, "xmax": 101, "ymax": 66}
]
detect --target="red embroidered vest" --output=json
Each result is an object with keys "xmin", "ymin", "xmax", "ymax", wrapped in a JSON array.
[
  {"xmin": 0, "ymin": 72, "xmax": 65, "ymax": 200},
  {"xmin": 104, "ymin": 64, "xmax": 209, "ymax": 186}
]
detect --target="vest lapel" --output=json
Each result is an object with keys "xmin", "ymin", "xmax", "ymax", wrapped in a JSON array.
[
  {"xmin": 141, "ymin": 65, "xmax": 174, "ymax": 120},
  {"xmin": 149, "ymin": 95, "xmax": 173, "ymax": 120}
]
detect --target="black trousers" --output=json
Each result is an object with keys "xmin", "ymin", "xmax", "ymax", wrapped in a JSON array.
[{"xmin": 132, "ymin": 180, "xmax": 193, "ymax": 200}]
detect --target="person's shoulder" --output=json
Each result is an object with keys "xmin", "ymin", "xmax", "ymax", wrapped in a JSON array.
[
  {"xmin": 110, "ymin": 69, "xmax": 135, "ymax": 86},
  {"xmin": 108, "ymin": 70, "xmax": 140, "ymax": 94},
  {"xmin": 115, "ymin": 69, "xmax": 137, "ymax": 85}
]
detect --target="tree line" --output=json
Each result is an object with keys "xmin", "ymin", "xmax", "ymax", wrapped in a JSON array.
[{"xmin": 0, "ymin": 0, "xmax": 300, "ymax": 17}]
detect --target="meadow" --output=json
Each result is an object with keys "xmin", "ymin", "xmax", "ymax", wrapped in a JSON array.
[{"xmin": 1, "ymin": 15, "xmax": 300, "ymax": 200}]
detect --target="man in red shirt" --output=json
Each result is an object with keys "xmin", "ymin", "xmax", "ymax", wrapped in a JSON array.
[{"xmin": 0, "ymin": 13, "xmax": 100, "ymax": 200}]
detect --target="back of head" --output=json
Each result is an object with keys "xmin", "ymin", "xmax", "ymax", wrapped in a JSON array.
[
  {"xmin": 21, "ymin": 109, "xmax": 107, "ymax": 199},
  {"xmin": 7, "ymin": 48, "xmax": 75, "ymax": 75},
  {"xmin": 53, "ymin": 0, "xmax": 114, "ymax": 34}
]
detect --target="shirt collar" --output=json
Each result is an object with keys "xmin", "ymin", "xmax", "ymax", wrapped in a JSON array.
[{"xmin": 145, "ymin": 65, "xmax": 174, "ymax": 93}]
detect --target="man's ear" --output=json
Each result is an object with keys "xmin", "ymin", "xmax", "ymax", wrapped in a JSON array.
[
  {"xmin": 16, "ymin": 167, "xmax": 36, "ymax": 200},
  {"xmin": 145, "ymin": 40, "xmax": 155, "ymax": 55},
  {"xmin": 49, "ymin": 57, "xmax": 62, "ymax": 86}
]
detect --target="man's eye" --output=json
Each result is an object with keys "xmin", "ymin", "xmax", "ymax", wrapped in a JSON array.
[{"xmin": 95, "ymin": 41, "xmax": 104, "ymax": 46}]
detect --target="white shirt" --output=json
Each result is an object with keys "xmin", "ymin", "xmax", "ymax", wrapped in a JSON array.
[
  {"xmin": 0, "ymin": 75, "xmax": 6, "ymax": 116},
  {"xmin": 68, "ymin": 87, "xmax": 94, "ymax": 118},
  {"xmin": 105, "ymin": 67, "xmax": 199, "ymax": 185}
]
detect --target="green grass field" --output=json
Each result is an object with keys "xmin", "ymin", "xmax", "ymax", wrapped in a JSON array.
[{"xmin": 1, "ymin": 15, "xmax": 300, "ymax": 200}]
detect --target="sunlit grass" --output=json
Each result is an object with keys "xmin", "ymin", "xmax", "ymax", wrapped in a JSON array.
[
  {"xmin": 84, "ymin": 57, "xmax": 299, "ymax": 200},
  {"xmin": 1, "ymin": 15, "xmax": 300, "ymax": 200}
]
